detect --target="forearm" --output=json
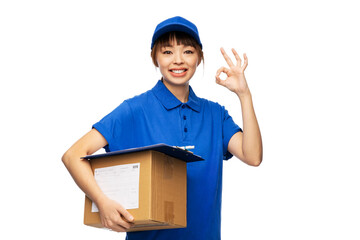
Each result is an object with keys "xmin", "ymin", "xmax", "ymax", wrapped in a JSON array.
[
  {"xmin": 62, "ymin": 129, "xmax": 109, "ymax": 205},
  {"xmin": 62, "ymin": 150, "xmax": 107, "ymax": 205},
  {"xmin": 62, "ymin": 129, "xmax": 134, "ymax": 231},
  {"xmin": 63, "ymin": 150, "xmax": 134, "ymax": 231},
  {"xmin": 237, "ymin": 90, "xmax": 263, "ymax": 165},
  {"xmin": 216, "ymin": 48, "xmax": 262, "ymax": 165}
]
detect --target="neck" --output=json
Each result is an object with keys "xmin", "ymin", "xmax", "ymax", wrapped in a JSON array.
[{"xmin": 162, "ymin": 79, "xmax": 189, "ymax": 103}]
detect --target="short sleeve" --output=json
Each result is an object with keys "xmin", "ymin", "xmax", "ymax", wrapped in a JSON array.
[
  {"xmin": 222, "ymin": 107, "xmax": 242, "ymax": 160},
  {"xmin": 92, "ymin": 100, "xmax": 134, "ymax": 152}
]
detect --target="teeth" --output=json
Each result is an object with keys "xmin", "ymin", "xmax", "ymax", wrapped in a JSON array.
[{"xmin": 171, "ymin": 69, "xmax": 185, "ymax": 73}]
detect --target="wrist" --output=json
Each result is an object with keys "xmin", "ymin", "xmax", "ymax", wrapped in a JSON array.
[
  {"xmin": 236, "ymin": 89, "xmax": 252, "ymax": 100},
  {"xmin": 93, "ymin": 192, "xmax": 109, "ymax": 206}
]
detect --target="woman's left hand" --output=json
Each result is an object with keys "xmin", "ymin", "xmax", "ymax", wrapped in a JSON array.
[{"xmin": 215, "ymin": 48, "xmax": 250, "ymax": 97}]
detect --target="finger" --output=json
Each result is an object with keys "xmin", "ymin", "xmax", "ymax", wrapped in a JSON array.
[
  {"xmin": 115, "ymin": 204, "xmax": 134, "ymax": 223},
  {"xmin": 120, "ymin": 209, "xmax": 134, "ymax": 223},
  {"xmin": 215, "ymin": 66, "xmax": 229, "ymax": 77},
  {"xmin": 215, "ymin": 67, "xmax": 228, "ymax": 87},
  {"xmin": 108, "ymin": 214, "xmax": 133, "ymax": 230},
  {"xmin": 110, "ymin": 224, "xmax": 127, "ymax": 232},
  {"xmin": 117, "ymin": 216, "xmax": 134, "ymax": 230},
  {"xmin": 106, "ymin": 220, "xmax": 129, "ymax": 232},
  {"xmin": 215, "ymin": 67, "xmax": 230, "ymax": 84},
  {"xmin": 220, "ymin": 47, "xmax": 235, "ymax": 67},
  {"xmin": 231, "ymin": 48, "xmax": 242, "ymax": 67},
  {"xmin": 215, "ymin": 76, "xmax": 225, "ymax": 86},
  {"xmin": 102, "ymin": 216, "xmax": 129, "ymax": 232},
  {"xmin": 215, "ymin": 77, "xmax": 226, "ymax": 87},
  {"xmin": 242, "ymin": 53, "xmax": 248, "ymax": 70}
]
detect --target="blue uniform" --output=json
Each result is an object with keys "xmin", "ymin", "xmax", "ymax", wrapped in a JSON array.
[{"xmin": 93, "ymin": 80, "xmax": 241, "ymax": 240}]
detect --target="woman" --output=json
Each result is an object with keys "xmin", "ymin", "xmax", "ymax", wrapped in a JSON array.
[{"xmin": 62, "ymin": 16, "xmax": 262, "ymax": 240}]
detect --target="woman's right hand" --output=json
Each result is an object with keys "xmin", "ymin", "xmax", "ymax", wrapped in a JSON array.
[{"xmin": 97, "ymin": 196, "xmax": 135, "ymax": 232}]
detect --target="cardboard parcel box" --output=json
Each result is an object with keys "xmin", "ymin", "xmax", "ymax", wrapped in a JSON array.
[{"xmin": 83, "ymin": 144, "xmax": 203, "ymax": 232}]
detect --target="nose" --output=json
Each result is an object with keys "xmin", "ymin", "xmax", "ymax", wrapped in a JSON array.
[{"xmin": 173, "ymin": 51, "xmax": 184, "ymax": 64}]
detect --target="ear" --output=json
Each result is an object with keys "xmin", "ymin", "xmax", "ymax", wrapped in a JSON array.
[
  {"xmin": 151, "ymin": 50, "xmax": 159, "ymax": 67},
  {"xmin": 197, "ymin": 57, "xmax": 202, "ymax": 66},
  {"xmin": 196, "ymin": 51, "xmax": 202, "ymax": 66}
]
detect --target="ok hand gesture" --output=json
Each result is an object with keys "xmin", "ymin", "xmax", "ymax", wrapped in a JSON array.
[{"xmin": 215, "ymin": 48, "xmax": 250, "ymax": 97}]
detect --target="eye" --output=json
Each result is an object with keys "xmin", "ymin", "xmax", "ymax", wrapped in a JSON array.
[
  {"xmin": 184, "ymin": 50, "xmax": 194, "ymax": 54},
  {"xmin": 163, "ymin": 50, "xmax": 172, "ymax": 54}
]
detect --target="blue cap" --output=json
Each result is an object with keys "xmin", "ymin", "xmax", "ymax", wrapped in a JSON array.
[{"xmin": 151, "ymin": 16, "xmax": 202, "ymax": 49}]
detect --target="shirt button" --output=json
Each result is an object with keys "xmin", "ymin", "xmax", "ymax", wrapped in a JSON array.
[
  {"xmin": 182, "ymin": 105, "xmax": 186, "ymax": 109},
  {"xmin": 183, "ymin": 116, "xmax": 187, "ymax": 120},
  {"xmin": 184, "ymin": 127, "xmax": 188, "ymax": 132}
]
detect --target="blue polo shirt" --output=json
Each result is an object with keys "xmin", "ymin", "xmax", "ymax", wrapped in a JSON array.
[{"xmin": 93, "ymin": 80, "xmax": 241, "ymax": 240}]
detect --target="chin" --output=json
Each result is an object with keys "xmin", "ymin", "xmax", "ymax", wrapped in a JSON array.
[{"xmin": 162, "ymin": 76, "xmax": 191, "ymax": 86}]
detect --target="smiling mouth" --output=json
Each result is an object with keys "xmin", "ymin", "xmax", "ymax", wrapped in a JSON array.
[{"xmin": 170, "ymin": 69, "xmax": 187, "ymax": 74}]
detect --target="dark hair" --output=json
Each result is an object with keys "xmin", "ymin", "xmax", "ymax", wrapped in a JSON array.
[{"xmin": 151, "ymin": 31, "xmax": 204, "ymax": 67}]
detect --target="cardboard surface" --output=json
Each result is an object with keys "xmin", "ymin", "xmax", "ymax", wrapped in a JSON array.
[{"xmin": 84, "ymin": 150, "xmax": 188, "ymax": 232}]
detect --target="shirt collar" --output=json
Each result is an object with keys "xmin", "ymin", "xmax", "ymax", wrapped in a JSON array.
[{"xmin": 152, "ymin": 80, "xmax": 201, "ymax": 112}]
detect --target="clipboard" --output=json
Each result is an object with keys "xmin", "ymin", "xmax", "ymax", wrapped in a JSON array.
[{"xmin": 82, "ymin": 143, "xmax": 204, "ymax": 162}]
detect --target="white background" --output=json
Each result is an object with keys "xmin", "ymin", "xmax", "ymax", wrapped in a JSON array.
[{"xmin": 1, "ymin": 0, "xmax": 359, "ymax": 239}]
